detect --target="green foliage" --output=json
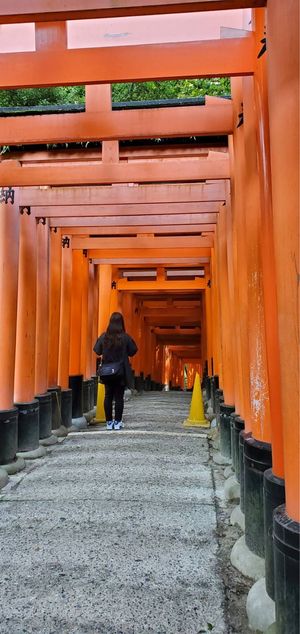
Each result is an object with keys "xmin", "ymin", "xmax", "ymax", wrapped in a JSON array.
[{"xmin": 0, "ymin": 78, "xmax": 230, "ymax": 108}]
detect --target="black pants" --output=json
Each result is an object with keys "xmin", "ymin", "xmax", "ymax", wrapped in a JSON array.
[{"xmin": 104, "ymin": 381, "xmax": 125, "ymax": 421}]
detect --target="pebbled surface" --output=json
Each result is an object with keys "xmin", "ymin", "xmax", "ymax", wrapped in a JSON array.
[{"xmin": 0, "ymin": 392, "xmax": 227, "ymax": 634}]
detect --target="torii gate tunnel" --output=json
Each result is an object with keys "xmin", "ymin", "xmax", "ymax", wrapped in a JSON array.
[{"xmin": 0, "ymin": 1, "xmax": 298, "ymax": 632}]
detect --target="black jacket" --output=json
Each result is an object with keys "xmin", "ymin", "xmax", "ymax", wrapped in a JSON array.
[{"xmin": 93, "ymin": 333, "xmax": 138, "ymax": 388}]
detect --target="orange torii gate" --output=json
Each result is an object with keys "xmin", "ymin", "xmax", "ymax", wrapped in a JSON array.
[{"xmin": 0, "ymin": 2, "xmax": 298, "ymax": 632}]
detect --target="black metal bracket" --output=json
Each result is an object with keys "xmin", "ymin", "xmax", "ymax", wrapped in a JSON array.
[
  {"xmin": 0, "ymin": 187, "xmax": 15, "ymax": 205},
  {"xmin": 62, "ymin": 236, "xmax": 70, "ymax": 248},
  {"xmin": 20, "ymin": 206, "xmax": 31, "ymax": 215},
  {"xmin": 37, "ymin": 217, "xmax": 46, "ymax": 225},
  {"xmin": 83, "ymin": 249, "xmax": 88, "ymax": 257},
  {"xmin": 237, "ymin": 104, "xmax": 244, "ymax": 128},
  {"xmin": 258, "ymin": 32, "xmax": 267, "ymax": 59}
]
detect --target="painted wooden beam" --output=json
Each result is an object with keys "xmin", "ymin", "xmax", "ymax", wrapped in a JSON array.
[
  {"xmin": 72, "ymin": 235, "xmax": 213, "ymax": 249},
  {"xmin": 0, "ymin": 1, "xmax": 266, "ymax": 23},
  {"xmin": 0, "ymin": 37, "xmax": 254, "ymax": 89},
  {"xmin": 117, "ymin": 279, "xmax": 206, "ymax": 291},
  {"xmin": 38, "ymin": 203, "xmax": 219, "ymax": 219},
  {"xmin": 10, "ymin": 147, "xmax": 227, "ymax": 162},
  {"xmin": 0, "ymin": 103, "xmax": 233, "ymax": 145},
  {"xmin": 55, "ymin": 224, "xmax": 216, "ymax": 234},
  {"xmin": 0, "ymin": 157, "xmax": 229, "ymax": 186},
  {"xmin": 20, "ymin": 182, "xmax": 226, "ymax": 206},
  {"xmin": 92, "ymin": 257, "xmax": 209, "ymax": 266},
  {"xmin": 88, "ymin": 248, "xmax": 211, "ymax": 258}
]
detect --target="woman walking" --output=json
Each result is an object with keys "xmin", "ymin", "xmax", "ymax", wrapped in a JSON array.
[{"xmin": 93, "ymin": 312, "xmax": 138, "ymax": 430}]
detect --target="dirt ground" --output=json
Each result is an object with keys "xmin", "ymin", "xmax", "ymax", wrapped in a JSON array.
[{"xmin": 208, "ymin": 439, "xmax": 253, "ymax": 634}]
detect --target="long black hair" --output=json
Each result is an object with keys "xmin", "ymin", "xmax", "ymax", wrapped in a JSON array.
[{"xmin": 104, "ymin": 312, "xmax": 126, "ymax": 348}]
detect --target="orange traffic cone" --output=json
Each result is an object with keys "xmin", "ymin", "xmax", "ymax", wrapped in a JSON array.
[{"xmin": 183, "ymin": 372, "xmax": 210, "ymax": 428}]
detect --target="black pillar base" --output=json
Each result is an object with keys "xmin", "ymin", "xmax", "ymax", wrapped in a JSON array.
[
  {"xmin": 231, "ymin": 415, "xmax": 244, "ymax": 480},
  {"xmin": 264, "ymin": 469, "xmax": 285, "ymax": 600},
  {"xmin": 244, "ymin": 435, "xmax": 272, "ymax": 557},
  {"xmin": 47, "ymin": 386, "xmax": 62, "ymax": 431},
  {"xmin": 219, "ymin": 403, "xmax": 235, "ymax": 459},
  {"xmin": 215, "ymin": 388, "xmax": 224, "ymax": 426},
  {"xmin": 239, "ymin": 430, "xmax": 252, "ymax": 513},
  {"xmin": 16, "ymin": 399, "xmax": 40, "ymax": 452},
  {"xmin": 274, "ymin": 505, "xmax": 299, "ymax": 634},
  {"xmin": 88, "ymin": 379, "xmax": 95, "ymax": 411},
  {"xmin": 0, "ymin": 407, "xmax": 19, "ymax": 465},
  {"xmin": 210, "ymin": 374, "xmax": 219, "ymax": 411},
  {"xmin": 205, "ymin": 375, "xmax": 212, "ymax": 401},
  {"xmin": 82, "ymin": 379, "xmax": 90, "ymax": 413},
  {"xmin": 35, "ymin": 392, "xmax": 52, "ymax": 440},
  {"xmin": 61, "ymin": 389, "xmax": 73, "ymax": 429},
  {"xmin": 144, "ymin": 375, "xmax": 151, "ymax": 391},
  {"xmin": 91, "ymin": 375, "xmax": 98, "ymax": 406},
  {"xmin": 69, "ymin": 375, "xmax": 83, "ymax": 419}
]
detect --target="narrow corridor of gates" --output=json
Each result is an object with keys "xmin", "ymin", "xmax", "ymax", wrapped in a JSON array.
[
  {"xmin": 0, "ymin": 392, "xmax": 233, "ymax": 634},
  {"xmin": 0, "ymin": 2, "xmax": 299, "ymax": 633}
]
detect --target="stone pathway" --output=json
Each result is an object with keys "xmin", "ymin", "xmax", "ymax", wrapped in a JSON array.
[{"xmin": 0, "ymin": 392, "xmax": 227, "ymax": 634}]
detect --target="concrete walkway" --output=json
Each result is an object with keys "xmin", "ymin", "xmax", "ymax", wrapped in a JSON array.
[{"xmin": 0, "ymin": 393, "xmax": 227, "ymax": 634}]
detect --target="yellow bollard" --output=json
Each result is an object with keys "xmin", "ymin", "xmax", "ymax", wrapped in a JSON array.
[
  {"xmin": 183, "ymin": 372, "xmax": 210, "ymax": 428},
  {"xmin": 91, "ymin": 382, "xmax": 106, "ymax": 424}
]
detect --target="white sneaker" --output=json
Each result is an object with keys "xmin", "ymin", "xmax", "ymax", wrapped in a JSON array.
[
  {"xmin": 106, "ymin": 420, "xmax": 114, "ymax": 430},
  {"xmin": 114, "ymin": 420, "xmax": 124, "ymax": 430}
]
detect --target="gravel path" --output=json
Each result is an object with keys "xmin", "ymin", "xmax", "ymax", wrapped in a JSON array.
[{"xmin": 0, "ymin": 392, "xmax": 227, "ymax": 634}]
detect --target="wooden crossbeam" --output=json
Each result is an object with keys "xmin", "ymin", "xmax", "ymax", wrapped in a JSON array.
[
  {"xmin": 143, "ymin": 306, "xmax": 201, "ymax": 316},
  {"xmin": 145, "ymin": 315, "xmax": 201, "ymax": 324},
  {"xmin": 117, "ymin": 279, "xmax": 206, "ymax": 291},
  {"xmin": 20, "ymin": 183, "xmax": 226, "ymax": 206},
  {"xmin": 37, "ymin": 203, "xmax": 219, "ymax": 219},
  {"xmin": 0, "ymin": 104, "xmax": 233, "ymax": 145},
  {"xmin": 88, "ymin": 248, "xmax": 211, "ymax": 258},
  {"xmin": 92, "ymin": 258, "xmax": 209, "ymax": 265},
  {"xmin": 72, "ymin": 236, "xmax": 213, "ymax": 249},
  {"xmin": 0, "ymin": 1, "xmax": 266, "ymax": 23},
  {"xmin": 1, "ymin": 158, "xmax": 229, "ymax": 186},
  {"xmin": 55, "ymin": 224, "xmax": 216, "ymax": 234},
  {"xmin": 0, "ymin": 38, "xmax": 254, "ymax": 89}
]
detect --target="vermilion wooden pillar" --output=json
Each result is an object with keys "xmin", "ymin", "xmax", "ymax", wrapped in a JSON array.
[
  {"xmin": 68, "ymin": 249, "xmax": 87, "ymax": 427},
  {"xmin": 216, "ymin": 203, "xmax": 235, "ymax": 407},
  {"xmin": 163, "ymin": 346, "xmax": 171, "ymax": 390},
  {"xmin": 80, "ymin": 252, "xmax": 89, "ymax": 379},
  {"xmin": 69, "ymin": 250, "xmax": 83, "ymax": 377},
  {"xmin": 210, "ymin": 247, "xmax": 221, "ymax": 381},
  {"xmin": 86, "ymin": 262, "xmax": 96, "ymax": 379},
  {"xmin": 0, "ymin": 191, "xmax": 24, "ymax": 475},
  {"xmin": 58, "ymin": 236, "xmax": 72, "ymax": 390},
  {"xmin": 243, "ymin": 75, "xmax": 271, "ymax": 443},
  {"xmin": 131, "ymin": 297, "xmax": 142, "ymax": 379},
  {"xmin": 121, "ymin": 292, "xmax": 133, "ymax": 334},
  {"xmin": 110, "ymin": 268, "xmax": 121, "ymax": 315},
  {"xmin": 80, "ymin": 252, "xmax": 94, "ymax": 416},
  {"xmin": 35, "ymin": 219, "xmax": 50, "ymax": 396},
  {"xmin": 35, "ymin": 219, "xmax": 57, "ymax": 444},
  {"xmin": 230, "ymin": 80, "xmax": 252, "ymax": 427},
  {"xmin": 92, "ymin": 265, "xmax": 99, "ymax": 370},
  {"xmin": 98, "ymin": 264, "xmax": 112, "ymax": 335},
  {"xmin": 0, "ymin": 194, "xmax": 19, "ymax": 410},
  {"xmin": 253, "ymin": 6, "xmax": 284, "ymax": 481},
  {"xmin": 267, "ymin": 0, "xmax": 299, "ymax": 522},
  {"xmin": 15, "ymin": 211, "xmax": 45, "ymax": 458},
  {"xmin": 48, "ymin": 227, "xmax": 61, "ymax": 388},
  {"xmin": 266, "ymin": 3, "xmax": 299, "ymax": 630},
  {"xmin": 14, "ymin": 212, "xmax": 37, "ymax": 403},
  {"xmin": 204, "ymin": 281, "xmax": 213, "ymax": 377}
]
